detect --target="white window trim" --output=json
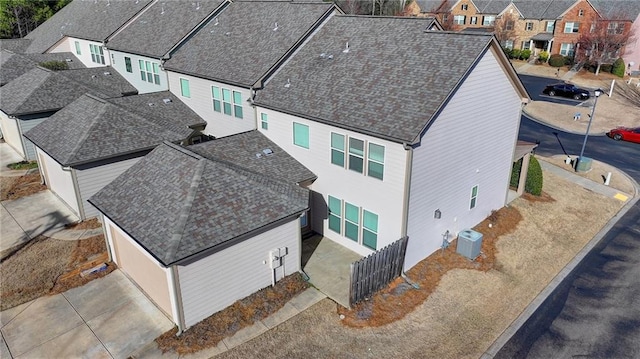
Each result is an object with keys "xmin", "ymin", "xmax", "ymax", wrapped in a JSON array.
[
  {"xmin": 260, "ymin": 113, "xmax": 268, "ymax": 130},
  {"xmin": 180, "ymin": 78, "xmax": 190, "ymax": 98},
  {"xmin": 328, "ymin": 195, "xmax": 378, "ymax": 250},
  {"xmin": 470, "ymin": 184, "xmax": 479, "ymax": 210}
]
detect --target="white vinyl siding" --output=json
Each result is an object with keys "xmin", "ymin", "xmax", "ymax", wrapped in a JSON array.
[
  {"xmin": 36, "ymin": 147, "xmax": 80, "ymax": 216},
  {"xmin": 20, "ymin": 117, "xmax": 47, "ymax": 161},
  {"xmin": 167, "ymin": 71, "xmax": 254, "ymax": 138},
  {"xmin": 256, "ymin": 108, "xmax": 407, "ymax": 257},
  {"xmin": 405, "ymin": 47, "xmax": 522, "ymax": 270},
  {"xmin": 49, "ymin": 37, "xmax": 109, "ymax": 68},
  {"xmin": 75, "ymin": 157, "xmax": 142, "ymax": 219},
  {"xmin": 179, "ymin": 219, "xmax": 301, "ymax": 328},
  {"xmin": 110, "ymin": 51, "xmax": 168, "ymax": 93},
  {"xmin": 0, "ymin": 112, "xmax": 25, "ymax": 159}
]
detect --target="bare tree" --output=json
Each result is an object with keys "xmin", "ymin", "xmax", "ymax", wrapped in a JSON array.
[
  {"xmin": 576, "ymin": 18, "xmax": 635, "ymax": 75},
  {"xmin": 493, "ymin": 12, "xmax": 518, "ymax": 48}
]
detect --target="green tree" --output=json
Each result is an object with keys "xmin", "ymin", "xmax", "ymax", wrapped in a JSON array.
[{"xmin": 0, "ymin": 0, "xmax": 70, "ymax": 39}]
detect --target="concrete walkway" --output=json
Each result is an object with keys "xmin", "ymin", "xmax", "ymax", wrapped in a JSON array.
[
  {"xmin": 1, "ymin": 270, "xmax": 173, "ymax": 359},
  {"xmin": 0, "ymin": 142, "xmax": 25, "ymax": 176}
]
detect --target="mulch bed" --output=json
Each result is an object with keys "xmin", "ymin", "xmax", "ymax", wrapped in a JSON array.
[
  {"xmin": 65, "ymin": 217, "xmax": 102, "ymax": 230},
  {"xmin": 338, "ymin": 204, "xmax": 525, "ymax": 327},
  {"xmin": 156, "ymin": 273, "xmax": 309, "ymax": 355}
]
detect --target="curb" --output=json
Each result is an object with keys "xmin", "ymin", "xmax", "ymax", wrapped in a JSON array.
[
  {"xmin": 521, "ymin": 109, "xmax": 608, "ymax": 136},
  {"xmin": 481, "ymin": 167, "xmax": 640, "ymax": 358}
]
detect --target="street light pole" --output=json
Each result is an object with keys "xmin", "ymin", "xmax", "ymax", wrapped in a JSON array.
[{"xmin": 576, "ymin": 88, "xmax": 602, "ymax": 171}]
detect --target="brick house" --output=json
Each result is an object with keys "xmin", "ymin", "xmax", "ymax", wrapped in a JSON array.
[{"xmin": 552, "ymin": 0, "xmax": 599, "ymax": 57}]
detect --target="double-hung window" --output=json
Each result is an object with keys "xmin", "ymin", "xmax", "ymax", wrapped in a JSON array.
[
  {"xmin": 328, "ymin": 196, "xmax": 342, "ymax": 234},
  {"xmin": 260, "ymin": 113, "xmax": 268, "ymax": 130},
  {"xmin": 180, "ymin": 78, "xmax": 190, "ymax": 98},
  {"xmin": 461, "ymin": 4, "xmax": 468, "ymax": 10},
  {"xmin": 367, "ymin": 143, "xmax": 384, "ymax": 180},
  {"xmin": 89, "ymin": 44, "xmax": 104, "ymax": 64},
  {"xmin": 124, "ymin": 57, "xmax": 132, "ymax": 73},
  {"xmin": 139, "ymin": 60, "xmax": 160, "ymax": 85},
  {"xmin": 454, "ymin": 15, "xmax": 466, "ymax": 25},
  {"xmin": 212, "ymin": 86, "xmax": 221, "ymax": 112},
  {"xmin": 232, "ymin": 91, "xmax": 243, "ymax": 119},
  {"xmin": 483, "ymin": 16, "xmax": 495, "ymax": 26},
  {"xmin": 74, "ymin": 41, "xmax": 81, "ymax": 55},
  {"xmin": 348, "ymin": 138, "xmax": 364, "ymax": 173},
  {"xmin": 560, "ymin": 43, "xmax": 575, "ymax": 56},
  {"xmin": 470, "ymin": 185, "xmax": 479, "ymax": 209},
  {"xmin": 331, "ymin": 133, "xmax": 345, "ymax": 167},
  {"xmin": 293, "ymin": 122, "xmax": 309, "ymax": 149},
  {"xmin": 470, "ymin": 16, "xmax": 477, "ymax": 25},
  {"xmin": 362, "ymin": 210, "xmax": 378, "ymax": 250},
  {"xmin": 525, "ymin": 22, "xmax": 533, "ymax": 31},
  {"xmin": 546, "ymin": 21, "xmax": 554, "ymax": 32},
  {"xmin": 564, "ymin": 22, "xmax": 579, "ymax": 33},
  {"xmin": 344, "ymin": 202, "xmax": 360, "ymax": 242},
  {"xmin": 222, "ymin": 89, "xmax": 232, "ymax": 115}
]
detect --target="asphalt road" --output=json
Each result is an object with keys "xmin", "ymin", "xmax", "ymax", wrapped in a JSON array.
[
  {"xmin": 494, "ymin": 75, "xmax": 640, "ymax": 358},
  {"xmin": 519, "ymin": 74, "xmax": 593, "ymax": 105}
]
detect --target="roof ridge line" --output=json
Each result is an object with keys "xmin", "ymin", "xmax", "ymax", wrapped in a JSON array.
[
  {"xmin": 67, "ymin": 96, "xmax": 109, "ymax": 164},
  {"xmin": 165, "ymin": 156, "xmax": 206, "ymax": 263}
]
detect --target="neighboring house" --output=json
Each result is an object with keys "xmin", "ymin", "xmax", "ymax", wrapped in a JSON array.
[
  {"xmin": 0, "ymin": 67, "xmax": 137, "ymax": 161},
  {"xmin": 507, "ymin": 0, "xmax": 575, "ymax": 55},
  {"xmin": 106, "ymin": 0, "xmax": 226, "ymax": 94},
  {"xmin": 162, "ymin": 0, "xmax": 338, "ymax": 139},
  {"xmin": 89, "ymin": 135, "xmax": 312, "ymax": 331},
  {"xmin": 24, "ymin": 92, "xmax": 205, "ymax": 220},
  {"xmin": 21, "ymin": 0, "xmax": 152, "ymax": 67},
  {"xmin": 0, "ymin": 50, "xmax": 84, "ymax": 86},
  {"xmin": 416, "ymin": 0, "xmax": 509, "ymax": 30},
  {"xmin": 551, "ymin": 0, "xmax": 599, "ymax": 57},
  {"xmin": 253, "ymin": 15, "xmax": 529, "ymax": 270},
  {"xmin": 590, "ymin": 0, "xmax": 640, "ymax": 71}
]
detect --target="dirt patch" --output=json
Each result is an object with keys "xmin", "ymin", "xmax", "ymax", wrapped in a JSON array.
[
  {"xmin": 522, "ymin": 191, "xmax": 556, "ymax": 203},
  {"xmin": 0, "ymin": 173, "xmax": 46, "ymax": 201},
  {"xmin": 156, "ymin": 273, "xmax": 309, "ymax": 354},
  {"xmin": 0, "ymin": 234, "xmax": 114, "ymax": 310},
  {"xmin": 65, "ymin": 217, "xmax": 102, "ymax": 230},
  {"xmin": 338, "ymin": 205, "xmax": 523, "ymax": 327}
]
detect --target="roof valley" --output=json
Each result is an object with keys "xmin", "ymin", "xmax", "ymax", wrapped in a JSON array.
[{"xmin": 66, "ymin": 98, "xmax": 109, "ymax": 163}]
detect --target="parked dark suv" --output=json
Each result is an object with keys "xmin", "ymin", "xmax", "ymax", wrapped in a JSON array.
[{"xmin": 542, "ymin": 83, "xmax": 590, "ymax": 100}]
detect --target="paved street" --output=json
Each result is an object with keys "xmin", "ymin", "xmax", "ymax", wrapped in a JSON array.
[{"xmin": 493, "ymin": 75, "xmax": 640, "ymax": 358}]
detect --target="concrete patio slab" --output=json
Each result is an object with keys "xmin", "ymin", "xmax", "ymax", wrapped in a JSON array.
[
  {"xmin": 63, "ymin": 270, "xmax": 145, "ymax": 321},
  {"xmin": 130, "ymin": 341, "xmax": 180, "ymax": 359},
  {"xmin": 223, "ymin": 321, "xmax": 269, "ymax": 350},
  {"xmin": 2, "ymin": 191, "xmax": 78, "ymax": 241},
  {"xmin": 87, "ymin": 294, "xmax": 174, "ymax": 359},
  {"xmin": 302, "ymin": 236, "xmax": 362, "ymax": 308},
  {"xmin": 1, "ymin": 295, "xmax": 84, "ymax": 356},
  {"xmin": 1, "ymin": 335, "xmax": 10, "ymax": 359},
  {"xmin": 15, "ymin": 324, "xmax": 110, "ymax": 359},
  {"xmin": 0, "ymin": 142, "xmax": 24, "ymax": 171}
]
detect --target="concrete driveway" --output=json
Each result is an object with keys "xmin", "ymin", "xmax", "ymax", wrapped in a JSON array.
[
  {"xmin": 1, "ymin": 270, "xmax": 174, "ymax": 358},
  {"xmin": 1, "ymin": 191, "xmax": 79, "ymax": 256}
]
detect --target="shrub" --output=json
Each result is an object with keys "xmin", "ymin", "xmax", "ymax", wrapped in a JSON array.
[
  {"xmin": 600, "ymin": 64, "xmax": 613, "ymax": 73},
  {"xmin": 612, "ymin": 57, "xmax": 625, "ymax": 77},
  {"xmin": 510, "ymin": 156, "xmax": 543, "ymax": 196},
  {"xmin": 521, "ymin": 49, "xmax": 531, "ymax": 60},
  {"xmin": 538, "ymin": 51, "xmax": 549, "ymax": 62},
  {"xmin": 511, "ymin": 48, "xmax": 521, "ymax": 60},
  {"xmin": 563, "ymin": 56, "xmax": 574, "ymax": 66},
  {"xmin": 39, "ymin": 61, "xmax": 69, "ymax": 71},
  {"xmin": 525, "ymin": 156, "xmax": 543, "ymax": 196},
  {"xmin": 548, "ymin": 54, "xmax": 565, "ymax": 67},
  {"xmin": 502, "ymin": 47, "xmax": 512, "ymax": 58}
]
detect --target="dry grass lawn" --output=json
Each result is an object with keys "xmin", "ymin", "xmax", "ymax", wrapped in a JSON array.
[
  {"xmin": 0, "ymin": 235, "xmax": 114, "ymax": 310},
  {"xmin": 215, "ymin": 170, "xmax": 625, "ymax": 359},
  {"xmin": 0, "ymin": 173, "xmax": 46, "ymax": 201}
]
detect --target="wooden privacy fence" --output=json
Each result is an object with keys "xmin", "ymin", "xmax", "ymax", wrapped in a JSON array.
[{"xmin": 349, "ymin": 236, "xmax": 409, "ymax": 307}]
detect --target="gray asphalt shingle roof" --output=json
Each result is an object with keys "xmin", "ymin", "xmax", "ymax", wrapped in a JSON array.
[
  {"xmin": 89, "ymin": 142, "xmax": 309, "ymax": 266},
  {"xmin": 106, "ymin": 0, "xmax": 225, "ymax": 58},
  {"xmin": 541, "ymin": 0, "xmax": 578, "ymax": 19},
  {"xmin": 0, "ymin": 66, "xmax": 137, "ymax": 116},
  {"xmin": 0, "ymin": 39, "xmax": 32, "ymax": 53},
  {"xmin": 164, "ymin": 0, "xmax": 335, "ymax": 87},
  {"xmin": 415, "ymin": 0, "xmax": 456, "ymax": 13},
  {"xmin": 23, "ymin": 0, "xmax": 151, "ymax": 53},
  {"xmin": 25, "ymin": 92, "xmax": 203, "ymax": 166},
  {"xmin": 188, "ymin": 130, "xmax": 316, "ymax": 184},
  {"xmin": 590, "ymin": 0, "xmax": 640, "ymax": 21},
  {"xmin": 1, "ymin": 50, "xmax": 85, "ymax": 86},
  {"xmin": 474, "ymin": 0, "xmax": 511, "ymax": 14},
  {"xmin": 255, "ymin": 15, "xmax": 494, "ymax": 144}
]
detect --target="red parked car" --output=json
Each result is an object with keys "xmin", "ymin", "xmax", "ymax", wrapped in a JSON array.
[{"xmin": 607, "ymin": 127, "xmax": 640, "ymax": 144}]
